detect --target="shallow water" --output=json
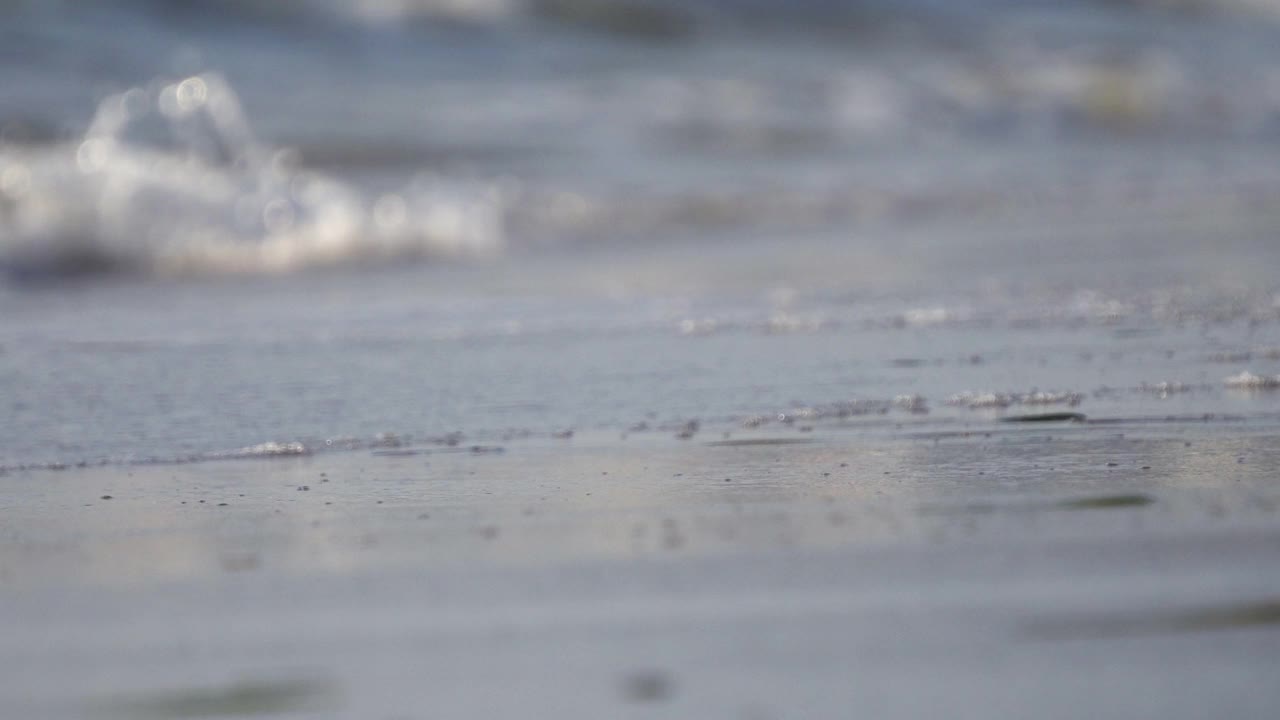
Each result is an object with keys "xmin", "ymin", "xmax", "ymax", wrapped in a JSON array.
[
  {"xmin": 3, "ymin": 2, "xmax": 1280, "ymax": 471},
  {"xmin": 1, "ymin": 257, "xmax": 1278, "ymax": 468}
]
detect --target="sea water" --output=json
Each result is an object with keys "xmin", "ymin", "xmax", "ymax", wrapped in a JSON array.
[{"xmin": 2, "ymin": 0, "xmax": 1280, "ymax": 470}]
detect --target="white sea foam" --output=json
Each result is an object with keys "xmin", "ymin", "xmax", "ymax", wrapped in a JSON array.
[
  {"xmin": 1137, "ymin": 381, "xmax": 1193, "ymax": 398},
  {"xmin": 947, "ymin": 390, "xmax": 1085, "ymax": 409},
  {"xmin": 0, "ymin": 73, "xmax": 505, "ymax": 280},
  {"xmin": 893, "ymin": 394, "xmax": 929, "ymax": 413},
  {"xmin": 221, "ymin": 441, "xmax": 312, "ymax": 458},
  {"xmin": 1223, "ymin": 371, "xmax": 1280, "ymax": 389}
]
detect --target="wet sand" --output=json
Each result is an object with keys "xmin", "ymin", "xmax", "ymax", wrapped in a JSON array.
[{"xmin": 2, "ymin": 421, "xmax": 1278, "ymax": 718}]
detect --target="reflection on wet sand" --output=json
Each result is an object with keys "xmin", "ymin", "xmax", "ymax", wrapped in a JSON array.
[{"xmin": 3, "ymin": 420, "xmax": 1277, "ymax": 590}]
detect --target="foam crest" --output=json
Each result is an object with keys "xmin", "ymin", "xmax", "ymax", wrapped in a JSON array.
[
  {"xmin": 1224, "ymin": 371, "xmax": 1280, "ymax": 389},
  {"xmin": 947, "ymin": 390, "xmax": 1086, "ymax": 410},
  {"xmin": 0, "ymin": 73, "xmax": 505, "ymax": 281}
]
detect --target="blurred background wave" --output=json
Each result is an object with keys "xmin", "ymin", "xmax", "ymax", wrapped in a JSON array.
[{"xmin": 2, "ymin": 0, "xmax": 1280, "ymax": 279}]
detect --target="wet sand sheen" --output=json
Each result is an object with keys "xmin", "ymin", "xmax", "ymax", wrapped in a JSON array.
[{"xmin": 2, "ymin": 422, "xmax": 1279, "ymax": 718}]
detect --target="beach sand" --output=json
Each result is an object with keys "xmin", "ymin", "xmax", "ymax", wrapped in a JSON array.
[{"xmin": 3, "ymin": 421, "xmax": 1278, "ymax": 718}]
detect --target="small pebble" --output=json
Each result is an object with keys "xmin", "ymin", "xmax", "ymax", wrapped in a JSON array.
[{"xmin": 622, "ymin": 671, "xmax": 673, "ymax": 703}]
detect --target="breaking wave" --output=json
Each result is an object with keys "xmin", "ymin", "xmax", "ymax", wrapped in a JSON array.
[{"xmin": 0, "ymin": 73, "xmax": 506, "ymax": 281}]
